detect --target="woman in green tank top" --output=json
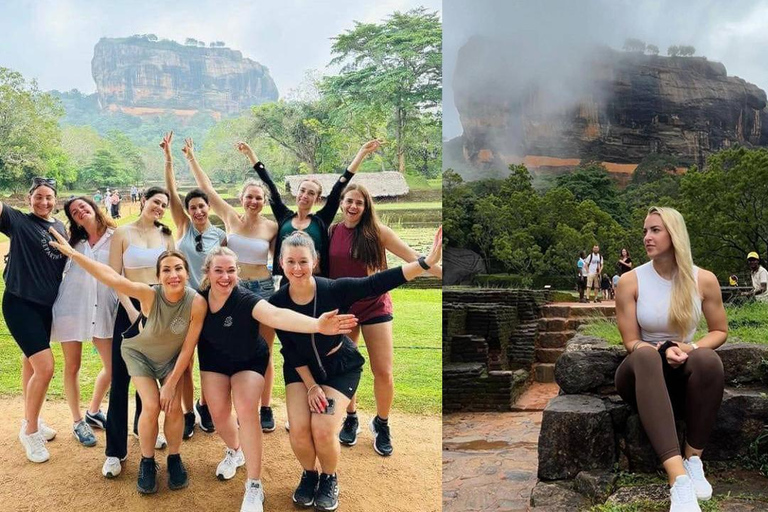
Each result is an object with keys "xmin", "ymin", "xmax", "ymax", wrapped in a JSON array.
[{"xmin": 49, "ymin": 229, "xmax": 207, "ymax": 494}]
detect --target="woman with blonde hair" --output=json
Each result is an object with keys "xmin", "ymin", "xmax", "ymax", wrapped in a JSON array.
[{"xmin": 615, "ymin": 206, "xmax": 727, "ymax": 512}]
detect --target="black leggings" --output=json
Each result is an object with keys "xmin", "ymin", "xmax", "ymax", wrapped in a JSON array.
[
  {"xmin": 3, "ymin": 291, "xmax": 52, "ymax": 358},
  {"xmin": 615, "ymin": 347, "xmax": 724, "ymax": 462},
  {"xmin": 105, "ymin": 300, "xmax": 143, "ymax": 459}
]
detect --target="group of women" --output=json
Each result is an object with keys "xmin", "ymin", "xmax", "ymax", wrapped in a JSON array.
[{"xmin": 1, "ymin": 134, "xmax": 442, "ymax": 512}]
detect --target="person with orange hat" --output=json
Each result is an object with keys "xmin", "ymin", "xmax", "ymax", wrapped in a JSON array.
[{"xmin": 747, "ymin": 252, "xmax": 768, "ymax": 301}]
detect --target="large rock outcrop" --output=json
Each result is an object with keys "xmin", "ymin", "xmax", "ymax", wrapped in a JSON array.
[
  {"xmin": 452, "ymin": 39, "xmax": 768, "ymax": 180},
  {"xmin": 92, "ymin": 36, "xmax": 279, "ymax": 117}
]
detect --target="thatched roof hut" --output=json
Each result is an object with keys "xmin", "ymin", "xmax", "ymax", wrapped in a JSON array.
[{"xmin": 284, "ymin": 172, "xmax": 409, "ymax": 198}]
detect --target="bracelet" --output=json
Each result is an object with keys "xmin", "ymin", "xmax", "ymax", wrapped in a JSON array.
[
  {"xmin": 165, "ymin": 159, "xmax": 173, "ymax": 164},
  {"xmin": 417, "ymin": 256, "xmax": 431, "ymax": 270},
  {"xmin": 307, "ymin": 384, "xmax": 319, "ymax": 396}
]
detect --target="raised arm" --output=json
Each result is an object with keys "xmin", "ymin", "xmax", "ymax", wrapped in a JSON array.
[
  {"xmin": 49, "ymin": 227, "xmax": 154, "ymax": 304},
  {"xmin": 252, "ymin": 300, "xmax": 357, "ymax": 334},
  {"xmin": 161, "ymin": 131, "xmax": 189, "ymax": 237},
  {"xmin": 183, "ymin": 138, "xmax": 241, "ymax": 228},
  {"xmin": 159, "ymin": 294, "xmax": 207, "ymax": 412},
  {"xmin": 316, "ymin": 139, "xmax": 381, "ymax": 224},
  {"xmin": 380, "ymin": 224, "xmax": 442, "ymax": 279},
  {"xmin": 237, "ymin": 142, "xmax": 292, "ymax": 222}
]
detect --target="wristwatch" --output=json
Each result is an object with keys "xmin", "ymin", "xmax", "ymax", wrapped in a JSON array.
[
  {"xmin": 691, "ymin": 342, "xmax": 699, "ymax": 350},
  {"xmin": 417, "ymin": 256, "xmax": 431, "ymax": 270}
]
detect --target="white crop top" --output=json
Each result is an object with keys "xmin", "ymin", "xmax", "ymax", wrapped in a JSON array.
[
  {"xmin": 226, "ymin": 233, "xmax": 269, "ymax": 265},
  {"xmin": 635, "ymin": 261, "xmax": 702, "ymax": 344},
  {"xmin": 123, "ymin": 228, "xmax": 167, "ymax": 269}
]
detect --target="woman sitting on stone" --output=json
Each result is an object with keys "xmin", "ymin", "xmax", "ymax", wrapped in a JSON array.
[{"xmin": 615, "ymin": 206, "xmax": 727, "ymax": 512}]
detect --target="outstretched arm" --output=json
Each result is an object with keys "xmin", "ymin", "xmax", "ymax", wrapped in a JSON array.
[
  {"xmin": 252, "ymin": 300, "xmax": 357, "ymax": 334},
  {"xmin": 183, "ymin": 138, "xmax": 241, "ymax": 228},
  {"xmin": 237, "ymin": 142, "xmax": 292, "ymax": 222},
  {"xmin": 316, "ymin": 139, "xmax": 382, "ymax": 224},
  {"xmin": 159, "ymin": 294, "xmax": 207, "ymax": 412},
  {"xmin": 380, "ymin": 224, "xmax": 442, "ymax": 279},
  {"xmin": 161, "ymin": 131, "xmax": 189, "ymax": 237},
  {"xmin": 49, "ymin": 227, "xmax": 154, "ymax": 305}
]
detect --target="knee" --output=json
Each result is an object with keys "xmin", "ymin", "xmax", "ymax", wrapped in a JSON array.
[
  {"xmin": 289, "ymin": 423, "xmax": 313, "ymax": 446},
  {"xmin": 311, "ymin": 423, "xmax": 336, "ymax": 447},
  {"xmin": 36, "ymin": 360, "xmax": 55, "ymax": 381},
  {"xmin": 372, "ymin": 365, "xmax": 393, "ymax": 383},
  {"xmin": 207, "ymin": 402, "xmax": 230, "ymax": 423},
  {"xmin": 142, "ymin": 400, "xmax": 161, "ymax": 418},
  {"xmin": 688, "ymin": 348, "xmax": 724, "ymax": 376},
  {"xmin": 65, "ymin": 358, "xmax": 81, "ymax": 377},
  {"xmin": 631, "ymin": 346, "xmax": 664, "ymax": 373}
]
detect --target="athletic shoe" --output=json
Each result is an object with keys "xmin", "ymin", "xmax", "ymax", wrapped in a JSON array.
[
  {"xmin": 670, "ymin": 475, "xmax": 701, "ymax": 512},
  {"xmin": 137, "ymin": 457, "xmax": 159, "ymax": 494},
  {"xmin": 683, "ymin": 456, "xmax": 713, "ymax": 501},
  {"xmin": 102, "ymin": 456, "xmax": 126, "ymax": 478},
  {"xmin": 167, "ymin": 453, "xmax": 189, "ymax": 490},
  {"xmin": 292, "ymin": 470, "xmax": 319, "ymax": 507},
  {"xmin": 38, "ymin": 419, "xmax": 57, "ymax": 441},
  {"xmin": 260, "ymin": 406, "xmax": 275, "ymax": 433},
  {"xmin": 369, "ymin": 417, "xmax": 393, "ymax": 456},
  {"xmin": 339, "ymin": 414, "xmax": 361, "ymax": 446},
  {"xmin": 18, "ymin": 430, "xmax": 49, "ymax": 463},
  {"xmin": 194, "ymin": 400, "xmax": 215, "ymax": 433},
  {"xmin": 73, "ymin": 419, "xmax": 97, "ymax": 447},
  {"xmin": 314, "ymin": 473, "xmax": 340, "ymax": 512},
  {"xmin": 285, "ymin": 421, "xmax": 290, "ymax": 432},
  {"xmin": 241, "ymin": 479, "xmax": 265, "ymax": 512},
  {"xmin": 216, "ymin": 447, "xmax": 245, "ymax": 480},
  {"xmin": 134, "ymin": 429, "xmax": 168, "ymax": 450},
  {"xmin": 85, "ymin": 409, "xmax": 107, "ymax": 430},
  {"xmin": 183, "ymin": 411, "xmax": 195, "ymax": 439}
]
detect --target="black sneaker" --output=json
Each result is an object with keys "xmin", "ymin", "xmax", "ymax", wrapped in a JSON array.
[
  {"xmin": 369, "ymin": 417, "xmax": 393, "ymax": 456},
  {"xmin": 183, "ymin": 411, "xmax": 195, "ymax": 440},
  {"xmin": 339, "ymin": 414, "xmax": 361, "ymax": 446},
  {"xmin": 314, "ymin": 473, "xmax": 339, "ymax": 511},
  {"xmin": 167, "ymin": 453, "xmax": 189, "ymax": 490},
  {"xmin": 260, "ymin": 406, "xmax": 275, "ymax": 433},
  {"xmin": 194, "ymin": 400, "xmax": 215, "ymax": 433},
  {"xmin": 292, "ymin": 470, "xmax": 319, "ymax": 508},
  {"xmin": 85, "ymin": 409, "xmax": 107, "ymax": 430},
  {"xmin": 137, "ymin": 457, "xmax": 158, "ymax": 494}
]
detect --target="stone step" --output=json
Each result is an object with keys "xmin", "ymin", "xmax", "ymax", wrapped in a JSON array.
[
  {"xmin": 538, "ymin": 317, "xmax": 584, "ymax": 332},
  {"xmin": 536, "ymin": 348, "xmax": 565, "ymax": 364},
  {"xmin": 537, "ymin": 331, "xmax": 577, "ymax": 349},
  {"xmin": 541, "ymin": 304, "xmax": 616, "ymax": 319},
  {"xmin": 533, "ymin": 363, "xmax": 556, "ymax": 383},
  {"xmin": 541, "ymin": 305, "xmax": 571, "ymax": 318}
]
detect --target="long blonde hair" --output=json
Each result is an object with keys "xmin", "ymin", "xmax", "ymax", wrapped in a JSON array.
[
  {"xmin": 199, "ymin": 247, "xmax": 239, "ymax": 290},
  {"xmin": 647, "ymin": 206, "xmax": 698, "ymax": 339}
]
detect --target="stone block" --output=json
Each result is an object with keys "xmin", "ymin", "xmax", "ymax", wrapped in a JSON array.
[
  {"xmin": 554, "ymin": 335, "xmax": 625, "ymax": 394},
  {"xmin": 573, "ymin": 470, "xmax": 618, "ymax": 504},
  {"xmin": 529, "ymin": 481, "xmax": 588, "ymax": 510},
  {"xmin": 717, "ymin": 343, "xmax": 768, "ymax": 385}
]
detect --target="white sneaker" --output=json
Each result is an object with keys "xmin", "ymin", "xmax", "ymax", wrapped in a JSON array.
[
  {"xmin": 38, "ymin": 419, "xmax": 57, "ymax": 441},
  {"xmin": 683, "ymin": 456, "xmax": 713, "ymax": 501},
  {"xmin": 19, "ymin": 430, "xmax": 49, "ymax": 463},
  {"xmin": 102, "ymin": 456, "xmax": 123, "ymax": 478},
  {"xmin": 670, "ymin": 475, "xmax": 701, "ymax": 512},
  {"xmin": 240, "ymin": 479, "xmax": 265, "ymax": 512},
  {"xmin": 155, "ymin": 433, "xmax": 167, "ymax": 450},
  {"xmin": 216, "ymin": 447, "xmax": 245, "ymax": 480}
]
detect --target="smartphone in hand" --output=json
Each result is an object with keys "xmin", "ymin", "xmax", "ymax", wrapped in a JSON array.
[{"xmin": 312, "ymin": 398, "xmax": 336, "ymax": 415}]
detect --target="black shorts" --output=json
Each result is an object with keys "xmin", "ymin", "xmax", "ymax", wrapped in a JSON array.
[
  {"xmin": 3, "ymin": 291, "xmax": 52, "ymax": 358},
  {"xmin": 577, "ymin": 276, "xmax": 587, "ymax": 291},
  {"xmin": 198, "ymin": 341, "xmax": 270, "ymax": 377},
  {"xmin": 283, "ymin": 338, "xmax": 365, "ymax": 399},
  {"xmin": 360, "ymin": 314, "xmax": 393, "ymax": 326}
]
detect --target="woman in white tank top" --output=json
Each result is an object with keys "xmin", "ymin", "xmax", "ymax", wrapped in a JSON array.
[{"xmin": 615, "ymin": 206, "xmax": 727, "ymax": 512}]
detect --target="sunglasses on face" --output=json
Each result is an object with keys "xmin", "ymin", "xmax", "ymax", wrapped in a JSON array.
[{"xmin": 195, "ymin": 233, "xmax": 203, "ymax": 252}]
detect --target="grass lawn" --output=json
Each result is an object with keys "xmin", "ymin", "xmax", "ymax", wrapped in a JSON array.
[
  {"xmin": 581, "ymin": 301, "xmax": 768, "ymax": 346},
  {"xmin": 0, "ymin": 277, "xmax": 442, "ymax": 414}
]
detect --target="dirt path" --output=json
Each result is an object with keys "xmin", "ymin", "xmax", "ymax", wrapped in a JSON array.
[{"xmin": 0, "ymin": 398, "xmax": 440, "ymax": 511}]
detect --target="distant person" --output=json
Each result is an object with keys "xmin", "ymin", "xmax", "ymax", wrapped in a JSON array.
[
  {"xmin": 601, "ymin": 273, "xmax": 611, "ymax": 301},
  {"xmin": 104, "ymin": 189, "xmax": 113, "ymax": 216},
  {"xmin": 617, "ymin": 248, "xmax": 633, "ymax": 275},
  {"xmin": 93, "ymin": 190, "xmax": 103, "ymax": 205},
  {"xmin": 131, "ymin": 185, "xmax": 139, "ymax": 203},
  {"xmin": 585, "ymin": 245, "xmax": 603, "ymax": 302},
  {"xmin": 577, "ymin": 251, "xmax": 588, "ymax": 303},
  {"xmin": 728, "ymin": 275, "xmax": 738, "ymax": 286},
  {"xmin": 748, "ymin": 252, "xmax": 768, "ymax": 301},
  {"xmin": 612, "ymin": 273, "xmax": 620, "ymax": 299},
  {"xmin": 110, "ymin": 191, "xmax": 121, "ymax": 219}
]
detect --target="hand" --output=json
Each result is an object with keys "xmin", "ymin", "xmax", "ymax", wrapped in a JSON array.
[
  {"xmin": 181, "ymin": 138, "xmax": 195, "ymax": 160},
  {"xmin": 160, "ymin": 131, "xmax": 173, "ymax": 158},
  {"xmin": 665, "ymin": 344, "xmax": 688, "ymax": 368},
  {"xmin": 424, "ymin": 225, "xmax": 443, "ymax": 268},
  {"xmin": 235, "ymin": 141, "xmax": 257, "ymax": 163},
  {"xmin": 317, "ymin": 310, "xmax": 358, "ymax": 335},
  {"xmin": 159, "ymin": 382, "xmax": 177, "ymax": 413},
  {"xmin": 48, "ymin": 227, "xmax": 75, "ymax": 258},
  {"xmin": 358, "ymin": 139, "xmax": 382, "ymax": 156},
  {"xmin": 307, "ymin": 385, "xmax": 328, "ymax": 414}
]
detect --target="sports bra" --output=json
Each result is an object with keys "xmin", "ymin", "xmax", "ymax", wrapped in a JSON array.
[
  {"xmin": 123, "ymin": 228, "xmax": 167, "ymax": 269},
  {"xmin": 227, "ymin": 233, "xmax": 269, "ymax": 265}
]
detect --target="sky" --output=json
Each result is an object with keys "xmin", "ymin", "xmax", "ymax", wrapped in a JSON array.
[
  {"xmin": 443, "ymin": 0, "xmax": 768, "ymax": 139},
  {"xmin": 0, "ymin": 0, "xmax": 441, "ymax": 97}
]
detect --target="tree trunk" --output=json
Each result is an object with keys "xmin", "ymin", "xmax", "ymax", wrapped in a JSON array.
[{"xmin": 397, "ymin": 107, "xmax": 406, "ymax": 173}]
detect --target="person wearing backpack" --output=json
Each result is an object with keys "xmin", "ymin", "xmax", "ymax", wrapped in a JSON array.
[{"xmin": 586, "ymin": 245, "xmax": 603, "ymax": 303}]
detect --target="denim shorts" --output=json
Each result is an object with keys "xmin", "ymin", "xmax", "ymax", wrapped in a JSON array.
[{"xmin": 240, "ymin": 276, "xmax": 276, "ymax": 300}]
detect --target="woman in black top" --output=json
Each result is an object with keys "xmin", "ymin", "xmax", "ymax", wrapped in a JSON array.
[
  {"xmin": 618, "ymin": 248, "xmax": 633, "ymax": 275},
  {"xmin": 0, "ymin": 178, "xmax": 67, "ymax": 463},
  {"xmin": 269, "ymin": 227, "xmax": 442, "ymax": 511},
  {"xmin": 236, "ymin": 139, "xmax": 381, "ymax": 278},
  {"xmin": 196, "ymin": 246, "xmax": 356, "ymax": 511}
]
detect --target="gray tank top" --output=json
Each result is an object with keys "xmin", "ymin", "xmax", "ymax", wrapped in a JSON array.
[
  {"xmin": 177, "ymin": 224, "xmax": 226, "ymax": 290},
  {"xmin": 122, "ymin": 285, "xmax": 197, "ymax": 366}
]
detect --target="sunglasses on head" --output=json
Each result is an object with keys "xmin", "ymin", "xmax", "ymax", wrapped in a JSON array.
[
  {"xmin": 32, "ymin": 177, "xmax": 57, "ymax": 189},
  {"xmin": 195, "ymin": 233, "xmax": 203, "ymax": 253}
]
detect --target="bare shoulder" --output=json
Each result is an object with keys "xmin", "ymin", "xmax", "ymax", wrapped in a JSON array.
[
  {"xmin": 696, "ymin": 268, "xmax": 721, "ymax": 296},
  {"xmin": 618, "ymin": 269, "xmax": 638, "ymax": 288}
]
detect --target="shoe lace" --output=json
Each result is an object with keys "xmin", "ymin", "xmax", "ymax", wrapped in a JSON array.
[
  {"xmin": 685, "ymin": 459, "xmax": 705, "ymax": 480},
  {"xmin": 671, "ymin": 478, "xmax": 696, "ymax": 503},
  {"xmin": 299, "ymin": 471, "xmax": 317, "ymax": 493},
  {"xmin": 139, "ymin": 460, "xmax": 158, "ymax": 479},
  {"xmin": 377, "ymin": 420, "xmax": 391, "ymax": 442},
  {"xmin": 75, "ymin": 421, "xmax": 94, "ymax": 439},
  {"xmin": 317, "ymin": 475, "xmax": 335, "ymax": 498},
  {"xmin": 245, "ymin": 482, "xmax": 262, "ymax": 504},
  {"xmin": 28, "ymin": 432, "xmax": 47, "ymax": 452}
]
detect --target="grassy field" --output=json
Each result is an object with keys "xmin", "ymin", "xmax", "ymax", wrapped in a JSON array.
[{"xmin": 582, "ymin": 301, "xmax": 768, "ymax": 346}]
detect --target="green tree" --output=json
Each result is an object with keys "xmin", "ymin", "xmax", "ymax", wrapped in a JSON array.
[
  {"xmin": 623, "ymin": 38, "xmax": 646, "ymax": 53},
  {"xmin": 646, "ymin": 44, "xmax": 659, "ymax": 56},
  {"xmin": 668, "ymin": 45, "xmax": 680, "ymax": 57},
  {"xmin": 554, "ymin": 162, "xmax": 626, "ymax": 224},
  {"xmin": 323, "ymin": 8, "xmax": 441, "ymax": 173},
  {"xmin": 81, "ymin": 148, "xmax": 132, "ymax": 187}
]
